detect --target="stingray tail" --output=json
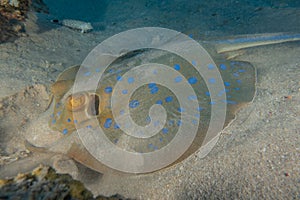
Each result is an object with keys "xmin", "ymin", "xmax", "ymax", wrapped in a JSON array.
[{"xmin": 212, "ymin": 32, "xmax": 300, "ymax": 53}]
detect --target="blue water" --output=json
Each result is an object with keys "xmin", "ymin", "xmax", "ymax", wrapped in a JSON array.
[
  {"xmin": 43, "ymin": 0, "xmax": 107, "ymax": 22},
  {"xmin": 43, "ymin": 0, "xmax": 300, "ymax": 35}
]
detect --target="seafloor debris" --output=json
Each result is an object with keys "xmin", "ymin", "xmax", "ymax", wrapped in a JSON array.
[
  {"xmin": 0, "ymin": 0, "xmax": 29, "ymax": 20},
  {"xmin": 0, "ymin": 165, "xmax": 130, "ymax": 200},
  {"xmin": 0, "ymin": 0, "xmax": 29, "ymax": 42},
  {"xmin": 0, "ymin": 0, "xmax": 48, "ymax": 43}
]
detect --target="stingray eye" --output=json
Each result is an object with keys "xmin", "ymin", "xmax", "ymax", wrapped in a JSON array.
[{"xmin": 66, "ymin": 93, "xmax": 86, "ymax": 111}]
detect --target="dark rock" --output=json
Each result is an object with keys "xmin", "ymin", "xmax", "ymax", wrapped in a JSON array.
[{"xmin": 0, "ymin": 0, "xmax": 48, "ymax": 43}]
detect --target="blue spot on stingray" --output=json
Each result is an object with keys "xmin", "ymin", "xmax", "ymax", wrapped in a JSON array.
[
  {"xmin": 57, "ymin": 111, "xmax": 61, "ymax": 116},
  {"xmin": 192, "ymin": 119, "xmax": 198, "ymax": 125},
  {"xmin": 195, "ymin": 113, "xmax": 200, "ymax": 118},
  {"xmin": 174, "ymin": 64, "xmax": 180, "ymax": 70},
  {"xmin": 122, "ymin": 89, "xmax": 128, "ymax": 94},
  {"xmin": 154, "ymin": 120, "xmax": 160, "ymax": 127},
  {"xmin": 114, "ymin": 139, "xmax": 119, "ymax": 144},
  {"xmin": 197, "ymin": 106, "xmax": 204, "ymax": 111},
  {"xmin": 230, "ymin": 61, "xmax": 239, "ymax": 68},
  {"xmin": 62, "ymin": 129, "xmax": 68, "ymax": 134},
  {"xmin": 116, "ymin": 75, "xmax": 122, "ymax": 81},
  {"xmin": 146, "ymin": 116, "xmax": 151, "ymax": 123},
  {"xmin": 128, "ymin": 77, "xmax": 134, "ymax": 84},
  {"xmin": 188, "ymin": 95, "xmax": 197, "ymax": 100},
  {"xmin": 156, "ymin": 100, "xmax": 163, "ymax": 105},
  {"xmin": 123, "ymin": 122, "xmax": 131, "ymax": 128},
  {"xmin": 220, "ymin": 64, "xmax": 227, "ymax": 70},
  {"xmin": 108, "ymin": 69, "xmax": 114, "ymax": 73},
  {"xmin": 150, "ymin": 86, "xmax": 159, "ymax": 94},
  {"xmin": 209, "ymin": 78, "xmax": 216, "ymax": 84},
  {"xmin": 177, "ymin": 120, "xmax": 182, "ymax": 126},
  {"xmin": 222, "ymin": 100, "xmax": 237, "ymax": 105},
  {"xmin": 84, "ymin": 71, "xmax": 91, "ymax": 76},
  {"xmin": 159, "ymin": 137, "xmax": 163, "ymax": 142},
  {"xmin": 168, "ymin": 120, "xmax": 174, "ymax": 126},
  {"xmin": 210, "ymin": 101, "xmax": 216, "ymax": 105},
  {"xmin": 174, "ymin": 76, "xmax": 183, "ymax": 83},
  {"xmin": 148, "ymin": 83, "xmax": 156, "ymax": 88},
  {"xmin": 239, "ymin": 69, "xmax": 246, "ymax": 73},
  {"xmin": 192, "ymin": 60, "xmax": 197, "ymax": 66},
  {"xmin": 208, "ymin": 64, "xmax": 215, "ymax": 70},
  {"xmin": 218, "ymin": 89, "xmax": 226, "ymax": 96},
  {"xmin": 162, "ymin": 128, "xmax": 168, "ymax": 134},
  {"xmin": 137, "ymin": 131, "xmax": 144, "ymax": 136},
  {"xmin": 165, "ymin": 96, "xmax": 173, "ymax": 102},
  {"xmin": 218, "ymin": 88, "xmax": 230, "ymax": 96},
  {"xmin": 114, "ymin": 123, "xmax": 120, "ymax": 129},
  {"xmin": 224, "ymin": 82, "xmax": 231, "ymax": 86},
  {"xmin": 234, "ymin": 87, "xmax": 240, "ymax": 91},
  {"xmin": 227, "ymin": 100, "xmax": 237, "ymax": 105},
  {"xmin": 177, "ymin": 107, "xmax": 185, "ymax": 112},
  {"xmin": 67, "ymin": 118, "xmax": 71, "ymax": 123},
  {"xmin": 233, "ymin": 72, "xmax": 239, "ymax": 77},
  {"xmin": 188, "ymin": 77, "xmax": 198, "ymax": 84},
  {"xmin": 86, "ymin": 125, "xmax": 92, "ymax": 129},
  {"xmin": 105, "ymin": 86, "xmax": 112, "ymax": 93},
  {"xmin": 104, "ymin": 118, "xmax": 112, "ymax": 128},
  {"xmin": 205, "ymin": 91, "xmax": 210, "ymax": 96},
  {"xmin": 129, "ymin": 100, "xmax": 140, "ymax": 108},
  {"xmin": 153, "ymin": 69, "xmax": 158, "ymax": 74},
  {"xmin": 74, "ymin": 119, "xmax": 78, "ymax": 124},
  {"xmin": 237, "ymin": 79, "xmax": 242, "ymax": 84},
  {"xmin": 95, "ymin": 68, "xmax": 101, "ymax": 72}
]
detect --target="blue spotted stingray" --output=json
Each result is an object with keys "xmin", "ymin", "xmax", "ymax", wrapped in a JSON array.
[{"xmin": 1, "ymin": 32, "xmax": 299, "ymax": 178}]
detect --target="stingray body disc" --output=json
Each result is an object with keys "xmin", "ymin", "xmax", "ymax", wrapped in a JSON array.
[
  {"xmin": 48, "ymin": 28, "xmax": 255, "ymax": 174},
  {"xmin": 70, "ymin": 27, "xmax": 228, "ymax": 174}
]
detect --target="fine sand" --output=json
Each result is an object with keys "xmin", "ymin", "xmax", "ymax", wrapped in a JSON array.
[{"xmin": 0, "ymin": 1, "xmax": 299, "ymax": 199}]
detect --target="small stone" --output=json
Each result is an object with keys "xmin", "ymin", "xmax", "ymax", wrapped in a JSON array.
[
  {"xmin": 0, "ymin": 52, "xmax": 9, "ymax": 59},
  {"xmin": 13, "ymin": 24, "xmax": 22, "ymax": 32},
  {"xmin": 14, "ymin": 173, "xmax": 27, "ymax": 183},
  {"xmin": 284, "ymin": 172, "xmax": 289, "ymax": 177},
  {"xmin": 284, "ymin": 95, "xmax": 292, "ymax": 100},
  {"xmin": 9, "ymin": 0, "xmax": 20, "ymax": 7},
  {"xmin": 0, "ymin": 179, "xmax": 10, "ymax": 187}
]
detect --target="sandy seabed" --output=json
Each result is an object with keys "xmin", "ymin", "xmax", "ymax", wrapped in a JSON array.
[{"xmin": 0, "ymin": 1, "xmax": 299, "ymax": 199}]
